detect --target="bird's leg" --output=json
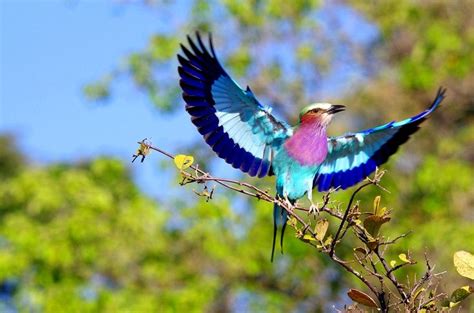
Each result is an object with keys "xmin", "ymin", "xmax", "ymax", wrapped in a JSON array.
[
  {"xmin": 282, "ymin": 193, "xmax": 294, "ymax": 214},
  {"xmin": 307, "ymin": 190, "xmax": 320, "ymax": 216}
]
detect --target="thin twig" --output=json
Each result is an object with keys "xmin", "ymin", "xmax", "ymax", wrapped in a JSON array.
[
  {"xmin": 375, "ymin": 246, "xmax": 409, "ymax": 302},
  {"xmin": 409, "ymin": 253, "xmax": 442, "ymax": 302},
  {"xmin": 387, "ymin": 260, "xmax": 416, "ymax": 275},
  {"xmin": 332, "ymin": 254, "xmax": 380, "ymax": 298},
  {"xmin": 329, "ymin": 181, "xmax": 372, "ymax": 257},
  {"xmin": 379, "ymin": 231, "xmax": 412, "ymax": 246}
]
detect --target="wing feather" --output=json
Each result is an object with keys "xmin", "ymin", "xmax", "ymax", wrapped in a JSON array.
[
  {"xmin": 314, "ymin": 88, "xmax": 446, "ymax": 191},
  {"xmin": 178, "ymin": 32, "xmax": 291, "ymax": 177}
]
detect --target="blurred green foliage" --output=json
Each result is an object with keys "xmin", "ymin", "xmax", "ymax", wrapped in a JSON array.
[
  {"xmin": 4, "ymin": 0, "xmax": 474, "ymax": 311},
  {"xmin": 1, "ymin": 138, "xmax": 471, "ymax": 311},
  {"xmin": 0, "ymin": 134, "xmax": 24, "ymax": 179},
  {"xmin": 350, "ymin": 0, "xmax": 474, "ymax": 91},
  {"xmin": 0, "ymin": 136, "xmax": 344, "ymax": 311}
]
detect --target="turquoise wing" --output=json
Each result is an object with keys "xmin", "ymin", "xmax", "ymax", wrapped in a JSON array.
[
  {"xmin": 178, "ymin": 33, "xmax": 291, "ymax": 177},
  {"xmin": 314, "ymin": 88, "xmax": 446, "ymax": 191}
]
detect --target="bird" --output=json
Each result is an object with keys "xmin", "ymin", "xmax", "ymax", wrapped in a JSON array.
[{"xmin": 177, "ymin": 32, "xmax": 446, "ymax": 261}]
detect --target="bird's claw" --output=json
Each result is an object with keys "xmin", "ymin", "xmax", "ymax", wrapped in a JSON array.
[{"xmin": 308, "ymin": 202, "xmax": 320, "ymax": 216}]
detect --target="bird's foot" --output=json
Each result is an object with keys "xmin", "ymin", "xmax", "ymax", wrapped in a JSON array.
[{"xmin": 308, "ymin": 201, "xmax": 320, "ymax": 216}]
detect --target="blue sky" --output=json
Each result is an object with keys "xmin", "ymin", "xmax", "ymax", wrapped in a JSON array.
[
  {"xmin": 0, "ymin": 1, "xmax": 199, "ymax": 198},
  {"xmin": 0, "ymin": 1, "xmax": 378, "ymax": 200}
]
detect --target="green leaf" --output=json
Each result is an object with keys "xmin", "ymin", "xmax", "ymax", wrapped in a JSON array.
[
  {"xmin": 454, "ymin": 251, "xmax": 474, "ymax": 280},
  {"xmin": 440, "ymin": 286, "xmax": 473, "ymax": 308},
  {"xmin": 347, "ymin": 289, "xmax": 378, "ymax": 308},
  {"xmin": 440, "ymin": 299, "xmax": 451, "ymax": 308},
  {"xmin": 450, "ymin": 286, "xmax": 473, "ymax": 303},
  {"xmin": 314, "ymin": 219, "xmax": 329, "ymax": 241},
  {"xmin": 390, "ymin": 260, "xmax": 397, "ymax": 267}
]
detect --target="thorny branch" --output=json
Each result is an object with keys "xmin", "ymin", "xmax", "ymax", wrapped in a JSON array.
[{"xmin": 136, "ymin": 140, "xmax": 450, "ymax": 312}]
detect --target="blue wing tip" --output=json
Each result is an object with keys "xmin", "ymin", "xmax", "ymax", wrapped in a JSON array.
[
  {"xmin": 431, "ymin": 86, "xmax": 447, "ymax": 110},
  {"xmin": 180, "ymin": 32, "xmax": 213, "ymax": 61}
]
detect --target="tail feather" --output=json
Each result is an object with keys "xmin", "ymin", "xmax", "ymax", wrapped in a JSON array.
[
  {"xmin": 271, "ymin": 204, "xmax": 279, "ymax": 262},
  {"xmin": 271, "ymin": 199, "xmax": 292, "ymax": 262},
  {"xmin": 280, "ymin": 209, "xmax": 288, "ymax": 253}
]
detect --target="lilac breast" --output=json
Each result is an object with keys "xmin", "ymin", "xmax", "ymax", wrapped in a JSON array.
[{"xmin": 284, "ymin": 124, "xmax": 328, "ymax": 166}]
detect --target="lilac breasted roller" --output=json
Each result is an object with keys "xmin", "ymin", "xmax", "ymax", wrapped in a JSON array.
[{"xmin": 177, "ymin": 33, "xmax": 446, "ymax": 261}]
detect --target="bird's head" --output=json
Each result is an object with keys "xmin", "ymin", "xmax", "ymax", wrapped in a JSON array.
[{"xmin": 299, "ymin": 103, "xmax": 345, "ymax": 126}]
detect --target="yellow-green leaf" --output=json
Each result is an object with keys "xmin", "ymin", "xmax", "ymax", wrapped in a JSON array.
[
  {"xmin": 422, "ymin": 300, "xmax": 436, "ymax": 309},
  {"xmin": 372, "ymin": 196, "xmax": 388, "ymax": 216},
  {"xmin": 390, "ymin": 260, "xmax": 397, "ymax": 267},
  {"xmin": 441, "ymin": 298, "xmax": 463, "ymax": 308},
  {"xmin": 315, "ymin": 219, "xmax": 329, "ymax": 241},
  {"xmin": 288, "ymin": 217, "xmax": 298, "ymax": 227},
  {"xmin": 324, "ymin": 235, "xmax": 333, "ymax": 246},
  {"xmin": 450, "ymin": 286, "xmax": 473, "ymax": 303},
  {"xmin": 302, "ymin": 234, "xmax": 317, "ymax": 242},
  {"xmin": 399, "ymin": 253, "xmax": 410, "ymax": 263},
  {"xmin": 377, "ymin": 206, "xmax": 387, "ymax": 217},
  {"xmin": 347, "ymin": 289, "xmax": 378, "ymax": 308},
  {"xmin": 449, "ymin": 301, "xmax": 460, "ymax": 308},
  {"xmin": 413, "ymin": 287, "xmax": 425, "ymax": 301},
  {"xmin": 373, "ymin": 195, "xmax": 380, "ymax": 214},
  {"xmin": 174, "ymin": 154, "xmax": 194, "ymax": 170},
  {"xmin": 454, "ymin": 250, "xmax": 474, "ymax": 280}
]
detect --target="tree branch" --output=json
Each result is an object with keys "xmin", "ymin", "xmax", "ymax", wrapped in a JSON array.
[{"xmin": 136, "ymin": 141, "xmax": 451, "ymax": 312}]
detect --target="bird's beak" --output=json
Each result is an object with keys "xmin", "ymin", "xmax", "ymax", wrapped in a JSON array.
[{"xmin": 328, "ymin": 104, "xmax": 345, "ymax": 114}]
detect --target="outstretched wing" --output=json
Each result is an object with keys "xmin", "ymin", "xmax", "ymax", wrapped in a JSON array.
[
  {"xmin": 314, "ymin": 88, "xmax": 446, "ymax": 192},
  {"xmin": 178, "ymin": 33, "xmax": 291, "ymax": 178}
]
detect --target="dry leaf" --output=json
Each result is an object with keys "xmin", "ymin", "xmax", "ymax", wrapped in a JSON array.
[
  {"xmin": 315, "ymin": 219, "xmax": 329, "ymax": 241},
  {"xmin": 347, "ymin": 289, "xmax": 378, "ymax": 308}
]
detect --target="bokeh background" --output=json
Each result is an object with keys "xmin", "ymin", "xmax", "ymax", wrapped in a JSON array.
[{"xmin": 1, "ymin": 0, "xmax": 473, "ymax": 311}]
